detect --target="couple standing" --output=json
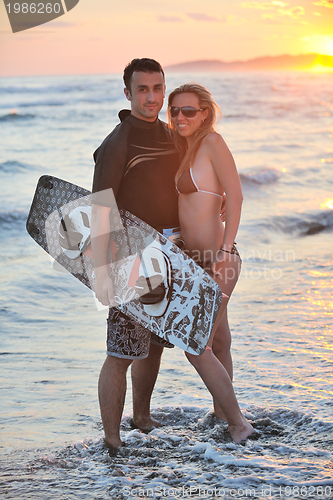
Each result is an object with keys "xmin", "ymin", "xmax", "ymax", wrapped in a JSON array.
[{"xmin": 91, "ymin": 58, "xmax": 253, "ymax": 453}]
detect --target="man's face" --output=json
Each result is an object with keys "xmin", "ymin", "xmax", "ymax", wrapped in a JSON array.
[{"xmin": 124, "ymin": 71, "xmax": 165, "ymax": 122}]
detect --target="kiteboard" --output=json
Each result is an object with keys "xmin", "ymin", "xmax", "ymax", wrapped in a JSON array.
[{"xmin": 26, "ymin": 175, "xmax": 223, "ymax": 355}]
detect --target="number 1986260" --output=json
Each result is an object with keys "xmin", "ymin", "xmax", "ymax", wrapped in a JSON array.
[{"xmin": 6, "ymin": 3, "xmax": 61, "ymax": 14}]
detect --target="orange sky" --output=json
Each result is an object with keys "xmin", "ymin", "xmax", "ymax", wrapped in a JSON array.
[{"xmin": 0, "ymin": 0, "xmax": 333, "ymax": 76}]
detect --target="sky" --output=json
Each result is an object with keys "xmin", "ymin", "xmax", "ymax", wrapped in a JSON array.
[{"xmin": 0, "ymin": 0, "xmax": 333, "ymax": 76}]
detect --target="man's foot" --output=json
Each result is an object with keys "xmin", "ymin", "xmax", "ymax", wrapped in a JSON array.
[
  {"xmin": 103, "ymin": 439, "xmax": 125, "ymax": 457},
  {"xmin": 130, "ymin": 417, "xmax": 161, "ymax": 434},
  {"xmin": 228, "ymin": 416, "xmax": 255, "ymax": 444}
]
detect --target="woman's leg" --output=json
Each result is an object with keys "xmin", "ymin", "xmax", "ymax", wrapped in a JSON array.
[
  {"xmin": 213, "ymin": 310, "xmax": 233, "ymax": 380},
  {"xmin": 212, "ymin": 311, "xmax": 233, "ymax": 420},
  {"xmin": 209, "ymin": 253, "xmax": 240, "ymax": 418},
  {"xmin": 186, "ymin": 253, "xmax": 253, "ymax": 442},
  {"xmin": 209, "ymin": 252, "xmax": 241, "ymax": 343},
  {"xmin": 185, "ymin": 348, "xmax": 253, "ymax": 443}
]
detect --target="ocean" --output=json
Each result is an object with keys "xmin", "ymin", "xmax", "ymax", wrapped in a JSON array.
[{"xmin": 0, "ymin": 71, "xmax": 332, "ymax": 499}]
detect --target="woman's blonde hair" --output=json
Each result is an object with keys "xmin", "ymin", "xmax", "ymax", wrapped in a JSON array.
[{"xmin": 167, "ymin": 83, "xmax": 221, "ymax": 180}]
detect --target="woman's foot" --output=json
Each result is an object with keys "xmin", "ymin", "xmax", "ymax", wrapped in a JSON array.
[
  {"xmin": 130, "ymin": 417, "xmax": 161, "ymax": 433},
  {"xmin": 212, "ymin": 410, "xmax": 227, "ymax": 423},
  {"xmin": 228, "ymin": 416, "xmax": 254, "ymax": 444}
]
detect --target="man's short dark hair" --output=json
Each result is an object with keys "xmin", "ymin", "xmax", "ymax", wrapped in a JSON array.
[{"xmin": 123, "ymin": 58, "xmax": 165, "ymax": 93}]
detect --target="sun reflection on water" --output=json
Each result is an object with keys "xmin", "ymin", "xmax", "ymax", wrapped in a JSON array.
[
  {"xmin": 320, "ymin": 198, "xmax": 333, "ymax": 209},
  {"xmin": 304, "ymin": 274, "xmax": 333, "ymax": 330}
]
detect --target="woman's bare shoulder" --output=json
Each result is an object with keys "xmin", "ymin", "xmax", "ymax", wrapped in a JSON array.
[{"xmin": 203, "ymin": 132, "xmax": 227, "ymax": 149}]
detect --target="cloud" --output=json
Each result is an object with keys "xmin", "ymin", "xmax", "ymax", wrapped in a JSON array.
[
  {"xmin": 47, "ymin": 21, "xmax": 78, "ymax": 27},
  {"xmin": 157, "ymin": 12, "xmax": 227, "ymax": 23},
  {"xmin": 262, "ymin": 5, "xmax": 306, "ymax": 23},
  {"xmin": 261, "ymin": 16, "xmax": 306, "ymax": 24},
  {"xmin": 313, "ymin": 0, "xmax": 333, "ymax": 7},
  {"xmin": 241, "ymin": 1, "xmax": 287, "ymax": 9},
  {"xmin": 287, "ymin": 6, "xmax": 305, "ymax": 15},
  {"xmin": 242, "ymin": 1, "xmax": 307, "ymax": 24},
  {"xmin": 187, "ymin": 12, "xmax": 225, "ymax": 22},
  {"xmin": 158, "ymin": 15, "xmax": 184, "ymax": 22}
]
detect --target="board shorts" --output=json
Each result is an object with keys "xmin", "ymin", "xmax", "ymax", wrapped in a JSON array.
[
  {"xmin": 106, "ymin": 309, "xmax": 173, "ymax": 359},
  {"xmin": 106, "ymin": 227, "xmax": 178, "ymax": 360}
]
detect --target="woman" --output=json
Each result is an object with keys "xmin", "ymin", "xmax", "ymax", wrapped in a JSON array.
[{"xmin": 168, "ymin": 83, "xmax": 254, "ymax": 443}]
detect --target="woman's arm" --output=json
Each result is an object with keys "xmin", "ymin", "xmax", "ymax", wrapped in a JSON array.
[{"xmin": 205, "ymin": 133, "xmax": 243, "ymax": 251}]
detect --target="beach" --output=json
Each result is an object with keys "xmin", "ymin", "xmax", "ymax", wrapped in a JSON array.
[{"xmin": 1, "ymin": 70, "xmax": 332, "ymax": 499}]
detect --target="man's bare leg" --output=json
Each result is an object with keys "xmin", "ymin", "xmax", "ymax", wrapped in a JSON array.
[
  {"xmin": 98, "ymin": 355, "xmax": 132, "ymax": 449},
  {"xmin": 131, "ymin": 343, "xmax": 164, "ymax": 430},
  {"xmin": 212, "ymin": 310, "xmax": 233, "ymax": 421}
]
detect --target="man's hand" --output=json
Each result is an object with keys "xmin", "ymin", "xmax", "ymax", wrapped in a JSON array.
[
  {"xmin": 220, "ymin": 193, "xmax": 226, "ymax": 222},
  {"xmin": 95, "ymin": 274, "xmax": 115, "ymax": 306}
]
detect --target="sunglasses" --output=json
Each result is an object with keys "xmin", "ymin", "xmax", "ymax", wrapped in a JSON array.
[{"xmin": 170, "ymin": 106, "xmax": 204, "ymax": 118}]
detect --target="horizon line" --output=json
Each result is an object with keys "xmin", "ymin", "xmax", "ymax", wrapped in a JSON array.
[{"xmin": 1, "ymin": 52, "xmax": 333, "ymax": 78}]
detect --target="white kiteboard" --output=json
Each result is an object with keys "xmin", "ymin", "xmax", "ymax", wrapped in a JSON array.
[{"xmin": 26, "ymin": 175, "xmax": 223, "ymax": 355}]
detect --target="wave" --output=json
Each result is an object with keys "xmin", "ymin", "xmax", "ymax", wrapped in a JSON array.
[
  {"xmin": 2, "ymin": 406, "xmax": 332, "ymax": 498},
  {"xmin": 0, "ymin": 209, "xmax": 28, "ymax": 228},
  {"xmin": 240, "ymin": 167, "xmax": 281, "ymax": 185},
  {"xmin": 15, "ymin": 95, "xmax": 121, "ymax": 108},
  {"xmin": 77, "ymin": 95, "xmax": 122, "ymax": 104},
  {"xmin": 225, "ymin": 113, "xmax": 258, "ymax": 120},
  {"xmin": 0, "ymin": 111, "xmax": 36, "ymax": 121},
  {"xmin": 268, "ymin": 210, "xmax": 333, "ymax": 236},
  {"xmin": 0, "ymin": 160, "xmax": 33, "ymax": 173},
  {"xmin": 19, "ymin": 99, "xmax": 67, "ymax": 108},
  {"xmin": 0, "ymin": 83, "xmax": 92, "ymax": 94}
]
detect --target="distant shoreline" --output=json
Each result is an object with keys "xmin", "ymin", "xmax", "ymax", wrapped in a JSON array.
[
  {"xmin": 1, "ymin": 53, "xmax": 333, "ymax": 78},
  {"xmin": 165, "ymin": 53, "xmax": 333, "ymax": 72}
]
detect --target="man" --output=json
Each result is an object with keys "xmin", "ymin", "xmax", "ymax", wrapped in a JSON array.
[
  {"xmin": 91, "ymin": 58, "xmax": 180, "ymax": 451},
  {"xmin": 91, "ymin": 58, "xmax": 233, "ymax": 452}
]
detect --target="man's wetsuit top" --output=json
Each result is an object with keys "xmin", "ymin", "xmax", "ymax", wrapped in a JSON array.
[{"xmin": 92, "ymin": 110, "xmax": 180, "ymax": 231}]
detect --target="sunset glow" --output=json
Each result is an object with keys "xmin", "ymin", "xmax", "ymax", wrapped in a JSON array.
[
  {"xmin": 320, "ymin": 198, "xmax": 333, "ymax": 210},
  {"xmin": 311, "ymin": 64, "xmax": 333, "ymax": 72},
  {"xmin": 0, "ymin": 0, "xmax": 333, "ymax": 76}
]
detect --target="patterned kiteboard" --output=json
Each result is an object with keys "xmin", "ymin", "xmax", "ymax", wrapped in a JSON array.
[{"xmin": 26, "ymin": 175, "xmax": 223, "ymax": 355}]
